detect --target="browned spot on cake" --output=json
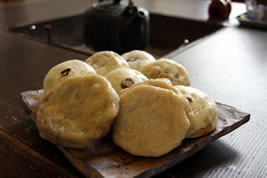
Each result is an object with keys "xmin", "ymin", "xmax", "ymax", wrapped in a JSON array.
[
  {"xmin": 121, "ymin": 78, "xmax": 135, "ymax": 89},
  {"xmin": 126, "ymin": 58, "xmax": 137, "ymax": 62}
]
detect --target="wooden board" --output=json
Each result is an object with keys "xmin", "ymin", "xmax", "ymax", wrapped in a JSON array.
[{"xmin": 20, "ymin": 90, "xmax": 250, "ymax": 178}]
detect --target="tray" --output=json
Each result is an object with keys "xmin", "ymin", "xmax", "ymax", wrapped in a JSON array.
[
  {"xmin": 20, "ymin": 89, "xmax": 250, "ymax": 177},
  {"xmin": 237, "ymin": 8, "xmax": 267, "ymax": 29}
]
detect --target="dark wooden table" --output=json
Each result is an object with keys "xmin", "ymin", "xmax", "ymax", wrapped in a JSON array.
[
  {"xmin": 164, "ymin": 26, "xmax": 267, "ymax": 177},
  {"xmin": 0, "ymin": 0, "xmax": 266, "ymax": 177}
]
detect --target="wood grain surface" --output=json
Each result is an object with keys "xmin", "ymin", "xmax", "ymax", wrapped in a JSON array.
[
  {"xmin": 0, "ymin": 0, "xmax": 266, "ymax": 177},
  {"xmin": 0, "ymin": 31, "xmax": 88, "ymax": 177},
  {"xmin": 20, "ymin": 90, "xmax": 250, "ymax": 177},
  {"xmin": 164, "ymin": 27, "xmax": 267, "ymax": 177}
]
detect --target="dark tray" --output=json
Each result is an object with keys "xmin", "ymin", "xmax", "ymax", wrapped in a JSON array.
[
  {"xmin": 237, "ymin": 7, "xmax": 267, "ymax": 29},
  {"xmin": 20, "ymin": 89, "xmax": 250, "ymax": 178}
]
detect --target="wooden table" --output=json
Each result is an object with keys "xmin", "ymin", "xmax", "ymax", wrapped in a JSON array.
[
  {"xmin": 164, "ymin": 26, "xmax": 267, "ymax": 177},
  {"xmin": 0, "ymin": 0, "xmax": 266, "ymax": 177}
]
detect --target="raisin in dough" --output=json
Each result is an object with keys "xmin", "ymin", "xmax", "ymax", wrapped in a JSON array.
[
  {"xmin": 174, "ymin": 85, "xmax": 217, "ymax": 138},
  {"xmin": 122, "ymin": 50, "xmax": 155, "ymax": 71},
  {"xmin": 85, "ymin": 51, "xmax": 129, "ymax": 76},
  {"xmin": 37, "ymin": 75, "xmax": 119, "ymax": 148},
  {"xmin": 43, "ymin": 59, "xmax": 96, "ymax": 95},
  {"xmin": 105, "ymin": 68, "xmax": 148, "ymax": 94},
  {"xmin": 112, "ymin": 85, "xmax": 190, "ymax": 157},
  {"xmin": 140, "ymin": 58, "xmax": 190, "ymax": 86}
]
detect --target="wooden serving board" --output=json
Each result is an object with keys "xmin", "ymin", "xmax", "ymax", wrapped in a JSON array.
[{"xmin": 21, "ymin": 90, "xmax": 250, "ymax": 178}]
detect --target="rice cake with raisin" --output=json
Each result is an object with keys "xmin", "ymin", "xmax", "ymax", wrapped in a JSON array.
[
  {"xmin": 85, "ymin": 51, "xmax": 129, "ymax": 76},
  {"xmin": 122, "ymin": 50, "xmax": 155, "ymax": 71},
  {"xmin": 37, "ymin": 74, "xmax": 119, "ymax": 148},
  {"xmin": 112, "ymin": 85, "xmax": 190, "ymax": 157},
  {"xmin": 174, "ymin": 85, "xmax": 217, "ymax": 138},
  {"xmin": 119, "ymin": 78, "xmax": 195, "ymax": 125},
  {"xmin": 43, "ymin": 59, "xmax": 96, "ymax": 95},
  {"xmin": 105, "ymin": 68, "xmax": 148, "ymax": 94},
  {"xmin": 140, "ymin": 58, "xmax": 190, "ymax": 86}
]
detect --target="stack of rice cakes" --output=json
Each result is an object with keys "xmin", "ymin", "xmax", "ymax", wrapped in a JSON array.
[{"xmin": 36, "ymin": 50, "xmax": 217, "ymax": 157}]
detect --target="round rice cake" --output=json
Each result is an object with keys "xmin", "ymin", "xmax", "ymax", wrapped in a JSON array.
[
  {"xmin": 140, "ymin": 58, "xmax": 190, "ymax": 86},
  {"xmin": 36, "ymin": 74, "xmax": 120, "ymax": 148},
  {"xmin": 85, "ymin": 51, "xmax": 129, "ymax": 76},
  {"xmin": 43, "ymin": 59, "xmax": 96, "ymax": 95},
  {"xmin": 105, "ymin": 68, "xmax": 148, "ymax": 94},
  {"xmin": 174, "ymin": 85, "xmax": 217, "ymax": 138},
  {"xmin": 122, "ymin": 50, "xmax": 155, "ymax": 71},
  {"xmin": 119, "ymin": 78, "xmax": 195, "ymax": 129},
  {"xmin": 112, "ymin": 85, "xmax": 190, "ymax": 157}
]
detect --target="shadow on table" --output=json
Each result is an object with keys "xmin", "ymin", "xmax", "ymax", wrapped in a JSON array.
[{"xmin": 155, "ymin": 140, "xmax": 241, "ymax": 178}]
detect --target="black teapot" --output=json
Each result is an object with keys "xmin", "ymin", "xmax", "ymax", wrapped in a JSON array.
[{"xmin": 84, "ymin": 0, "xmax": 149, "ymax": 54}]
